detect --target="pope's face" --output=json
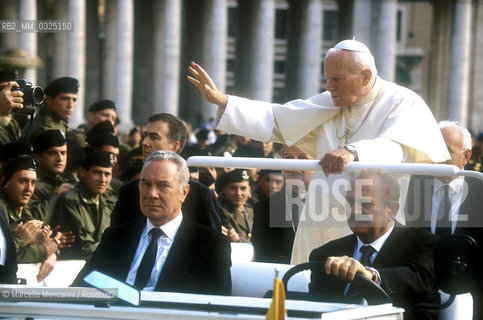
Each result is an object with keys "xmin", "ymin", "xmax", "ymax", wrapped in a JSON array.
[
  {"xmin": 139, "ymin": 160, "xmax": 189, "ymax": 226},
  {"xmin": 324, "ymin": 51, "xmax": 368, "ymax": 107}
]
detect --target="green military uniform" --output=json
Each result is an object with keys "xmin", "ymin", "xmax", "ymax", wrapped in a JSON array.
[
  {"xmin": 69, "ymin": 123, "xmax": 88, "ymax": 147},
  {"xmin": 0, "ymin": 191, "xmax": 48, "ymax": 263},
  {"xmin": 54, "ymin": 181, "xmax": 116, "ymax": 261},
  {"xmin": 218, "ymin": 195, "xmax": 254, "ymax": 243},
  {"xmin": 22, "ymin": 107, "xmax": 68, "ymax": 144},
  {"xmin": 0, "ymin": 116, "xmax": 21, "ymax": 147},
  {"xmin": 28, "ymin": 169, "xmax": 78, "ymax": 223}
]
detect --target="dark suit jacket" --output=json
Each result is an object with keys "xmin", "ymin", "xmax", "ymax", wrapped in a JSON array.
[
  {"xmin": 309, "ymin": 226, "xmax": 439, "ymax": 320},
  {"xmin": 252, "ymin": 188, "xmax": 299, "ymax": 263},
  {"xmin": 0, "ymin": 206, "xmax": 17, "ymax": 284},
  {"xmin": 73, "ymin": 218, "xmax": 232, "ymax": 295},
  {"xmin": 110, "ymin": 179, "xmax": 221, "ymax": 231},
  {"xmin": 405, "ymin": 175, "xmax": 483, "ymax": 245}
]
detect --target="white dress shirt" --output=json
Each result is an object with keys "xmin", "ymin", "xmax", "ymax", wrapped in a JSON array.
[
  {"xmin": 431, "ymin": 177, "xmax": 465, "ymax": 234},
  {"xmin": 126, "ymin": 213, "xmax": 183, "ymax": 291}
]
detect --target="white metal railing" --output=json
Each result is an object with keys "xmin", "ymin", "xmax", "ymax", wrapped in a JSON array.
[{"xmin": 187, "ymin": 156, "xmax": 483, "ymax": 180}]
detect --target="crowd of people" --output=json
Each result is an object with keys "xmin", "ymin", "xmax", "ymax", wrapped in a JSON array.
[{"xmin": 0, "ymin": 39, "xmax": 482, "ymax": 319}]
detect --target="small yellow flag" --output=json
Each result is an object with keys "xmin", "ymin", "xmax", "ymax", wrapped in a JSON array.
[{"xmin": 265, "ymin": 276, "xmax": 286, "ymax": 320}]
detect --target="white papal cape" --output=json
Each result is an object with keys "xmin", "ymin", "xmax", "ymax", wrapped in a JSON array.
[{"xmin": 216, "ymin": 77, "xmax": 450, "ymax": 263}]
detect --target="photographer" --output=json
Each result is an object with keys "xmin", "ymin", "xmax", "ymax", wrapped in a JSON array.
[
  {"xmin": 0, "ymin": 69, "xmax": 23, "ymax": 147},
  {"xmin": 22, "ymin": 76, "xmax": 79, "ymax": 144}
]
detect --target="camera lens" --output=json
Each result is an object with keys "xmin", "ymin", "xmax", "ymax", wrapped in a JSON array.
[{"xmin": 31, "ymin": 86, "xmax": 44, "ymax": 105}]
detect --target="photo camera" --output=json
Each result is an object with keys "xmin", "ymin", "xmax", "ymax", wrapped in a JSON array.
[{"xmin": 11, "ymin": 79, "xmax": 44, "ymax": 115}]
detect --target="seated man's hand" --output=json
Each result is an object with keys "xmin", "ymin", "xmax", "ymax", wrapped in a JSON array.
[
  {"xmin": 187, "ymin": 62, "xmax": 228, "ymax": 108},
  {"xmin": 0, "ymin": 81, "xmax": 23, "ymax": 116},
  {"xmin": 37, "ymin": 253, "xmax": 57, "ymax": 283},
  {"xmin": 325, "ymin": 256, "xmax": 373, "ymax": 282},
  {"xmin": 52, "ymin": 226, "xmax": 75, "ymax": 248},
  {"xmin": 319, "ymin": 148, "xmax": 355, "ymax": 176},
  {"xmin": 221, "ymin": 226, "xmax": 240, "ymax": 242},
  {"xmin": 14, "ymin": 220, "xmax": 43, "ymax": 246}
]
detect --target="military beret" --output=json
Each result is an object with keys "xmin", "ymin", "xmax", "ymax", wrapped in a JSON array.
[
  {"xmin": 44, "ymin": 76, "xmax": 79, "ymax": 97},
  {"xmin": 0, "ymin": 142, "xmax": 32, "ymax": 163},
  {"xmin": 88, "ymin": 99, "xmax": 116, "ymax": 112},
  {"xmin": 88, "ymin": 133, "xmax": 120, "ymax": 148},
  {"xmin": 86, "ymin": 120, "xmax": 115, "ymax": 141},
  {"xmin": 258, "ymin": 169, "xmax": 283, "ymax": 178},
  {"xmin": 33, "ymin": 130, "xmax": 66, "ymax": 154},
  {"xmin": 80, "ymin": 150, "xmax": 114, "ymax": 170},
  {"xmin": 1, "ymin": 155, "xmax": 36, "ymax": 186},
  {"xmin": 220, "ymin": 169, "xmax": 250, "ymax": 187}
]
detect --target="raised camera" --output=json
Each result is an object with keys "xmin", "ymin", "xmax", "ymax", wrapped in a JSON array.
[{"xmin": 11, "ymin": 79, "xmax": 44, "ymax": 115}]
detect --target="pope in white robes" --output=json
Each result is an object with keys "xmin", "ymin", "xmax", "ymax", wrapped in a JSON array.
[{"xmin": 188, "ymin": 39, "xmax": 450, "ymax": 263}]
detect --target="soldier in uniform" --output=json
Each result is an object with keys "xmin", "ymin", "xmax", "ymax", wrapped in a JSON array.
[
  {"xmin": 53, "ymin": 150, "xmax": 116, "ymax": 261},
  {"xmin": 0, "ymin": 155, "xmax": 65, "ymax": 281},
  {"xmin": 29, "ymin": 130, "xmax": 78, "ymax": 223},
  {"xmin": 23, "ymin": 77, "xmax": 79, "ymax": 143},
  {"xmin": 74, "ymin": 99, "xmax": 117, "ymax": 147},
  {"xmin": 218, "ymin": 169, "xmax": 254, "ymax": 243}
]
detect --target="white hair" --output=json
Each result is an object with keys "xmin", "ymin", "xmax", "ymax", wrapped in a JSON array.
[
  {"xmin": 142, "ymin": 150, "xmax": 189, "ymax": 191},
  {"xmin": 439, "ymin": 121, "xmax": 472, "ymax": 151},
  {"xmin": 325, "ymin": 48, "xmax": 378, "ymax": 76}
]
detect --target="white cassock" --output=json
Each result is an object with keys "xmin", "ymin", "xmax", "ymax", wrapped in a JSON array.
[{"xmin": 216, "ymin": 76, "xmax": 450, "ymax": 263}]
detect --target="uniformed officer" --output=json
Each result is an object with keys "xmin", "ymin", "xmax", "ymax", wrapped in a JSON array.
[
  {"xmin": 73, "ymin": 99, "xmax": 117, "ymax": 147},
  {"xmin": 29, "ymin": 130, "xmax": 78, "ymax": 223},
  {"xmin": 53, "ymin": 150, "xmax": 116, "ymax": 260},
  {"xmin": 0, "ymin": 155, "xmax": 64, "ymax": 281},
  {"xmin": 23, "ymin": 77, "xmax": 79, "ymax": 143},
  {"xmin": 218, "ymin": 169, "xmax": 254, "ymax": 243}
]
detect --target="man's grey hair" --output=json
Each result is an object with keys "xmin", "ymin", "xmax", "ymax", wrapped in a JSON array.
[
  {"xmin": 325, "ymin": 48, "xmax": 378, "ymax": 77},
  {"xmin": 142, "ymin": 150, "xmax": 189, "ymax": 191},
  {"xmin": 352, "ymin": 169, "xmax": 400, "ymax": 203},
  {"xmin": 439, "ymin": 120, "xmax": 472, "ymax": 151}
]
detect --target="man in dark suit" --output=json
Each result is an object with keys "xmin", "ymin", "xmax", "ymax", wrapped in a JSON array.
[
  {"xmin": 309, "ymin": 169, "xmax": 439, "ymax": 320},
  {"xmin": 73, "ymin": 151, "xmax": 231, "ymax": 295},
  {"xmin": 405, "ymin": 121, "xmax": 483, "ymax": 319},
  {"xmin": 109, "ymin": 113, "xmax": 221, "ymax": 231},
  {"xmin": 0, "ymin": 206, "xmax": 17, "ymax": 284}
]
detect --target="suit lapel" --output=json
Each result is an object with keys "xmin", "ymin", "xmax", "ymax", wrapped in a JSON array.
[
  {"xmin": 154, "ymin": 219, "xmax": 193, "ymax": 290},
  {"xmin": 117, "ymin": 221, "xmax": 146, "ymax": 280}
]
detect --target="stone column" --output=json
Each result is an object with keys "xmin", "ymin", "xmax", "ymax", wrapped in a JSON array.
[
  {"xmin": 428, "ymin": 0, "xmax": 452, "ymax": 119},
  {"xmin": 153, "ymin": 0, "xmax": 182, "ymax": 115},
  {"xmin": 114, "ymin": 0, "xmax": 134, "ymax": 129},
  {"xmin": 201, "ymin": 0, "xmax": 228, "ymax": 122},
  {"xmin": 0, "ymin": 0, "xmax": 18, "ymax": 49},
  {"xmin": 52, "ymin": 0, "xmax": 69, "ymax": 78},
  {"xmin": 352, "ymin": 0, "xmax": 372, "ymax": 45},
  {"xmin": 18, "ymin": 0, "xmax": 38, "ymax": 83},
  {"xmin": 235, "ymin": 0, "xmax": 275, "ymax": 101},
  {"xmin": 285, "ymin": 0, "xmax": 322, "ymax": 100},
  {"xmin": 374, "ymin": 0, "xmax": 397, "ymax": 82},
  {"xmin": 336, "ymin": 0, "xmax": 354, "ymax": 41},
  {"xmin": 67, "ymin": 0, "xmax": 86, "ymax": 128},
  {"xmin": 447, "ymin": 0, "xmax": 472, "ymax": 126},
  {"xmin": 102, "ymin": 0, "xmax": 118, "ymax": 100},
  {"xmin": 470, "ymin": 0, "xmax": 483, "ymax": 131},
  {"xmin": 84, "ymin": 0, "xmax": 101, "ymax": 108}
]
